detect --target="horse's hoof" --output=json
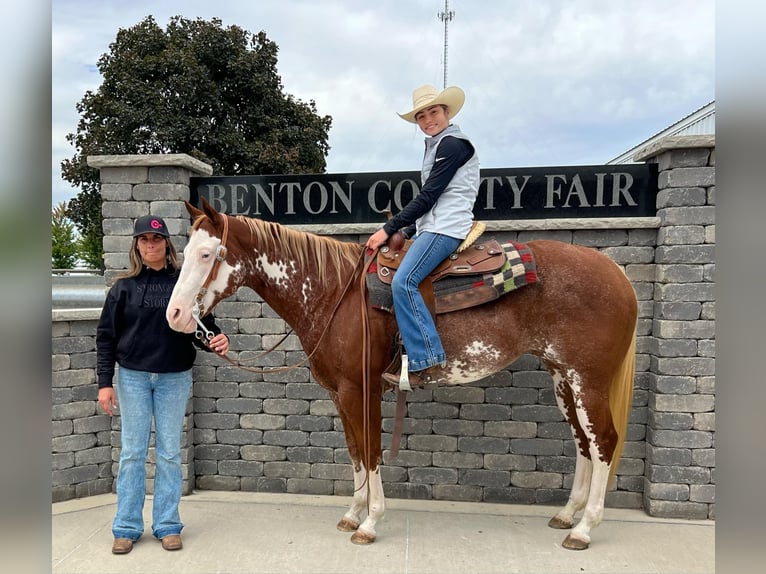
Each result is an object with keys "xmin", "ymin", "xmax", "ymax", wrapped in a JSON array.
[
  {"xmin": 548, "ymin": 516, "xmax": 573, "ymax": 530},
  {"xmin": 337, "ymin": 518, "xmax": 360, "ymax": 532},
  {"xmin": 562, "ymin": 534, "xmax": 590, "ymax": 550},
  {"xmin": 350, "ymin": 530, "xmax": 376, "ymax": 545}
]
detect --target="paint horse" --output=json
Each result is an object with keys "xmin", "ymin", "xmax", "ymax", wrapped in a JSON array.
[{"xmin": 166, "ymin": 199, "xmax": 637, "ymax": 550}]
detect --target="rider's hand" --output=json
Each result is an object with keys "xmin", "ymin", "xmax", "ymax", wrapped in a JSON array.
[{"xmin": 365, "ymin": 228, "xmax": 389, "ymax": 250}]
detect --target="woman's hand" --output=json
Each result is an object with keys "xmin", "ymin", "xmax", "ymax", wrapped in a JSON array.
[
  {"xmin": 208, "ymin": 333, "xmax": 230, "ymax": 356},
  {"xmin": 98, "ymin": 387, "xmax": 117, "ymax": 416},
  {"xmin": 365, "ymin": 228, "xmax": 390, "ymax": 250}
]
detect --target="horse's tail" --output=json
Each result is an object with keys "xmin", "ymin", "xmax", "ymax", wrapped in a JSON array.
[{"xmin": 607, "ymin": 327, "xmax": 637, "ymax": 487}]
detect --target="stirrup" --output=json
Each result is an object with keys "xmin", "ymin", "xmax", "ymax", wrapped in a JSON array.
[{"xmin": 397, "ymin": 354, "xmax": 412, "ymax": 392}]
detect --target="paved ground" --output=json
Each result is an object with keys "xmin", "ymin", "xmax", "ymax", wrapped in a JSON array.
[{"xmin": 52, "ymin": 491, "xmax": 714, "ymax": 574}]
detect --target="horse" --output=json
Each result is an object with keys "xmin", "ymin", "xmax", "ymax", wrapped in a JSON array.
[{"xmin": 166, "ymin": 198, "xmax": 638, "ymax": 550}]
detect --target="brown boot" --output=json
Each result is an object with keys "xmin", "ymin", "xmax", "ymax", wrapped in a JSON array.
[
  {"xmin": 161, "ymin": 534, "xmax": 183, "ymax": 551},
  {"xmin": 111, "ymin": 538, "xmax": 134, "ymax": 554}
]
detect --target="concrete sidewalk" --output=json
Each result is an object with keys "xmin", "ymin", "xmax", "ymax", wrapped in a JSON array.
[{"xmin": 52, "ymin": 491, "xmax": 714, "ymax": 574}]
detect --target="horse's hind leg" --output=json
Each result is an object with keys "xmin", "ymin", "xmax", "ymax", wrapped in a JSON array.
[
  {"xmin": 548, "ymin": 374, "xmax": 593, "ymax": 530},
  {"xmin": 549, "ymin": 451, "xmax": 592, "ymax": 530},
  {"xmin": 564, "ymin": 377, "xmax": 618, "ymax": 550},
  {"xmin": 563, "ymin": 452, "xmax": 611, "ymax": 550},
  {"xmin": 547, "ymin": 369, "xmax": 616, "ymax": 550}
]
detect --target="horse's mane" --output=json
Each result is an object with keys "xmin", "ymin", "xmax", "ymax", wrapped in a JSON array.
[{"xmin": 233, "ymin": 215, "xmax": 363, "ymax": 284}]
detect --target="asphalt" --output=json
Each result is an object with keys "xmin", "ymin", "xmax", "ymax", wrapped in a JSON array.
[{"xmin": 52, "ymin": 491, "xmax": 714, "ymax": 574}]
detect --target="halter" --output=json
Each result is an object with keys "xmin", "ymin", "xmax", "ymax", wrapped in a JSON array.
[{"xmin": 191, "ymin": 213, "xmax": 229, "ymax": 341}]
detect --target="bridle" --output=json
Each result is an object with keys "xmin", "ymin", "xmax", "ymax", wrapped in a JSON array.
[{"xmin": 190, "ymin": 213, "xmax": 229, "ymax": 342}]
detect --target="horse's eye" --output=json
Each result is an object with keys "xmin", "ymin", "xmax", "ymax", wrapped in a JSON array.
[{"xmin": 201, "ymin": 252, "xmax": 211, "ymax": 260}]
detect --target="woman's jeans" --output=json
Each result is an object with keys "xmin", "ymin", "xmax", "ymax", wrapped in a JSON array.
[
  {"xmin": 391, "ymin": 231, "xmax": 461, "ymax": 372},
  {"xmin": 112, "ymin": 367, "xmax": 192, "ymax": 541}
]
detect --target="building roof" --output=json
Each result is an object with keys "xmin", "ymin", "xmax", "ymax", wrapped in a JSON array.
[{"xmin": 606, "ymin": 100, "xmax": 715, "ymax": 164}]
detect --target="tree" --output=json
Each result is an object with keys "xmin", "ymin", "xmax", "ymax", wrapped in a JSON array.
[
  {"xmin": 51, "ymin": 202, "xmax": 80, "ymax": 269},
  {"xmin": 61, "ymin": 15, "xmax": 333, "ymax": 263}
]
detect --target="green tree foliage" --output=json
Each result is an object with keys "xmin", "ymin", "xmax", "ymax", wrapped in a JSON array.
[
  {"xmin": 51, "ymin": 202, "xmax": 80, "ymax": 269},
  {"xmin": 61, "ymin": 15, "xmax": 333, "ymax": 263}
]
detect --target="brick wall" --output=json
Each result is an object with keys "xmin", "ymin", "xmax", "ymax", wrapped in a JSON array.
[
  {"xmin": 51, "ymin": 139, "xmax": 714, "ymax": 521},
  {"xmin": 52, "ymin": 309, "xmax": 111, "ymax": 501},
  {"xmin": 636, "ymin": 137, "xmax": 716, "ymax": 519}
]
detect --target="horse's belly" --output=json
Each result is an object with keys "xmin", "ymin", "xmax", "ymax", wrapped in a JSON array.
[{"xmin": 441, "ymin": 341, "xmax": 510, "ymax": 385}]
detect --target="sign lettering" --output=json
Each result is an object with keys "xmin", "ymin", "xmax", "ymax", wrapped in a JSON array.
[{"xmin": 190, "ymin": 164, "xmax": 657, "ymax": 223}]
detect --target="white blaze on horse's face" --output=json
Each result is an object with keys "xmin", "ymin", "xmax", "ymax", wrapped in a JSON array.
[{"xmin": 166, "ymin": 228, "xmax": 238, "ymax": 333}]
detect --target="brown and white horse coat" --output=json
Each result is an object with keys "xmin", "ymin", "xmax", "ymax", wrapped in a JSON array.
[{"xmin": 166, "ymin": 199, "xmax": 637, "ymax": 550}]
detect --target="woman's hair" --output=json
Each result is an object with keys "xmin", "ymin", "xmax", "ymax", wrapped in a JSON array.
[{"xmin": 115, "ymin": 236, "xmax": 180, "ymax": 280}]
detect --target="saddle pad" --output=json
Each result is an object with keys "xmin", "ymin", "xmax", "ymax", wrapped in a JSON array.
[{"xmin": 366, "ymin": 241, "xmax": 539, "ymax": 314}]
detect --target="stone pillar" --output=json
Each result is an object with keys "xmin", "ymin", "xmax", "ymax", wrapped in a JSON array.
[
  {"xmin": 634, "ymin": 136, "xmax": 715, "ymax": 519},
  {"xmin": 86, "ymin": 153, "xmax": 213, "ymax": 495}
]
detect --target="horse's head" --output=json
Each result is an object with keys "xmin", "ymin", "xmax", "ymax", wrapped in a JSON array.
[{"xmin": 166, "ymin": 198, "xmax": 240, "ymax": 334}]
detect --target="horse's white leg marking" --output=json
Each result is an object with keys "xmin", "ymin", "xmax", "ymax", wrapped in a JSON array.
[
  {"xmin": 550, "ymin": 373, "xmax": 592, "ymax": 528},
  {"xmin": 339, "ymin": 467, "xmax": 367, "ymax": 529},
  {"xmin": 566, "ymin": 368, "xmax": 610, "ymax": 547},
  {"xmin": 353, "ymin": 466, "xmax": 385, "ymax": 542},
  {"xmin": 569, "ymin": 458, "xmax": 609, "ymax": 546}
]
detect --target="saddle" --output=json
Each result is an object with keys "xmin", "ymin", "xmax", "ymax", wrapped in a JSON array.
[{"xmin": 375, "ymin": 232, "xmax": 506, "ymax": 315}]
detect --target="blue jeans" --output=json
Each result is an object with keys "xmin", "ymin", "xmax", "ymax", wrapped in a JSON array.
[
  {"xmin": 391, "ymin": 231, "xmax": 461, "ymax": 372},
  {"xmin": 112, "ymin": 367, "xmax": 192, "ymax": 541}
]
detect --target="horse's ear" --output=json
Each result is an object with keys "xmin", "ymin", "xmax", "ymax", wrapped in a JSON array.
[
  {"xmin": 185, "ymin": 200, "xmax": 204, "ymax": 219},
  {"xmin": 200, "ymin": 196, "xmax": 219, "ymax": 221}
]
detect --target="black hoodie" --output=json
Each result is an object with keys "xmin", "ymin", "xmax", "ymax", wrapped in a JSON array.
[{"xmin": 96, "ymin": 265, "xmax": 221, "ymax": 388}]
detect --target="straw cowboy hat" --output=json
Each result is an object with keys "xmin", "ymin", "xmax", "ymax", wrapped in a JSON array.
[{"xmin": 398, "ymin": 84, "xmax": 465, "ymax": 123}]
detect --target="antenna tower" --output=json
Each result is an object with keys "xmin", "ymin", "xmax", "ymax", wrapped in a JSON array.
[{"xmin": 438, "ymin": 0, "xmax": 455, "ymax": 88}]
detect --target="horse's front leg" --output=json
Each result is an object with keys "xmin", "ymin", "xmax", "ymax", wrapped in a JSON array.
[
  {"xmin": 336, "ymin": 466, "xmax": 367, "ymax": 532},
  {"xmin": 335, "ymin": 465, "xmax": 386, "ymax": 544},
  {"xmin": 350, "ymin": 465, "xmax": 385, "ymax": 545}
]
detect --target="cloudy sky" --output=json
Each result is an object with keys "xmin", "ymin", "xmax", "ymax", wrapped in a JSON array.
[{"xmin": 51, "ymin": 0, "xmax": 715, "ymax": 207}]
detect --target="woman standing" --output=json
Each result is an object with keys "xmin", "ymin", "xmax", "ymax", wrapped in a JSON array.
[
  {"xmin": 366, "ymin": 84, "xmax": 480, "ymax": 388},
  {"xmin": 97, "ymin": 215, "xmax": 230, "ymax": 554}
]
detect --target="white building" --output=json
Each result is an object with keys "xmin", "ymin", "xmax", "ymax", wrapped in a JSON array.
[{"xmin": 607, "ymin": 100, "xmax": 715, "ymax": 164}]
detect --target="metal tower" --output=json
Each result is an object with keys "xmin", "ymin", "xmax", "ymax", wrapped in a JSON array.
[{"xmin": 438, "ymin": 0, "xmax": 455, "ymax": 89}]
